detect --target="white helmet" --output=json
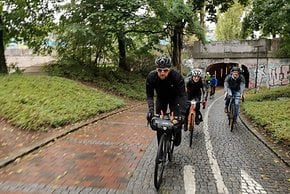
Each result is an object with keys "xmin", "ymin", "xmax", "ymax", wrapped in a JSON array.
[{"xmin": 191, "ymin": 70, "xmax": 202, "ymax": 77}]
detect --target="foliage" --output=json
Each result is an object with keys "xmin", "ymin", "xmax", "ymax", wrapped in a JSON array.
[
  {"xmin": 241, "ymin": 85, "xmax": 290, "ymax": 141},
  {"xmin": 245, "ymin": 85, "xmax": 290, "ymax": 101},
  {"xmin": 0, "ymin": 75, "xmax": 125, "ymax": 131},
  {"xmin": 242, "ymin": 0, "xmax": 290, "ymax": 56},
  {"xmin": 55, "ymin": 0, "xmax": 157, "ymax": 70},
  {"xmin": 192, "ymin": 0, "xmax": 249, "ymax": 23},
  {"xmin": 2, "ymin": 0, "xmax": 59, "ymax": 53},
  {"xmin": 43, "ymin": 63, "xmax": 147, "ymax": 100},
  {"xmin": 215, "ymin": 2, "xmax": 244, "ymax": 40}
]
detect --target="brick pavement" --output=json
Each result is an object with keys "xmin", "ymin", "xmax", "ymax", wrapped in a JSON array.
[{"xmin": 0, "ymin": 104, "xmax": 155, "ymax": 193}]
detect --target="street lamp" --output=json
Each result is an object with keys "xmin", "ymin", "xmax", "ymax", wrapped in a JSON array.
[{"xmin": 254, "ymin": 45, "xmax": 263, "ymax": 93}]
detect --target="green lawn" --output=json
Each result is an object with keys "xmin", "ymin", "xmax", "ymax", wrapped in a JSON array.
[
  {"xmin": 241, "ymin": 85, "xmax": 290, "ymax": 141},
  {"xmin": 0, "ymin": 75, "xmax": 125, "ymax": 131}
]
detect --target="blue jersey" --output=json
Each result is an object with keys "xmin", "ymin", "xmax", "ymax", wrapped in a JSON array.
[{"xmin": 210, "ymin": 77, "xmax": 218, "ymax": 86}]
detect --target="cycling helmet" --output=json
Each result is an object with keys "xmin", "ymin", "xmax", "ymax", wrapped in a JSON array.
[
  {"xmin": 231, "ymin": 66, "xmax": 241, "ymax": 73},
  {"xmin": 191, "ymin": 70, "xmax": 202, "ymax": 77},
  {"xmin": 155, "ymin": 56, "xmax": 172, "ymax": 68}
]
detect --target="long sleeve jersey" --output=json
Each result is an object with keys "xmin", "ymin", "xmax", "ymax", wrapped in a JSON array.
[
  {"xmin": 146, "ymin": 69, "xmax": 187, "ymax": 115},
  {"xmin": 224, "ymin": 74, "xmax": 246, "ymax": 93}
]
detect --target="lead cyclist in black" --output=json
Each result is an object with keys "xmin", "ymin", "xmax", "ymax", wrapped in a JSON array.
[{"xmin": 146, "ymin": 56, "xmax": 187, "ymax": 146}]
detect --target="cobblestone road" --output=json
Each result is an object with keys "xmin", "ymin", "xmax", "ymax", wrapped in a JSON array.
[{"xmin": 0, "ymin": 93, "xmax": 289, "ymax": 194}]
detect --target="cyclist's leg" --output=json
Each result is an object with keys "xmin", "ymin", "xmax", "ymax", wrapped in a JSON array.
[
  {"xmin": 184, "ymin": 106, "xmax": 190, "ymax": 131},
  {"xmin": 224, "ymin": 89, "xmax": 232, "ymax": 112},
  {"xmin": 210, "ymin": 85, "xmax": 213, "ymax": 96},
  {"xmin": 233, "ymin": 91, "xmax": 241, "ymax": 120},
  {"xmin": 191, "ymin": 97, "xmax": 202, "ymax": 124}
]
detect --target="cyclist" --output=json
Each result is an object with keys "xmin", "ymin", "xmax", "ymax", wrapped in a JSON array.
[
  {"xmin": 205, "ymin": 72, "xmax": 211, "ymax": 85},
  {"xmin": 146, "ymin": 56, "xmax": 187, "ymax": 146},
  {"xmin": 184, "ymin": 69, "xmax": 207, "ymax": 131},
  {"xmin": 209, "ymin": 74, "xmax": 218, "ymax": 98},
  {"xmin": 224, "ymin": 66, "xmax": 245, "ymax": 120}
]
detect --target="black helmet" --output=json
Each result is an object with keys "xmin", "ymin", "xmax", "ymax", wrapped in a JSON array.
[
  {"xmin": 155, "ymin": 56, "xmax": 172, "ymax": 68},
  {"xmin": 231, "ymin": 66, "xmax": 241, "ymax": 73}
]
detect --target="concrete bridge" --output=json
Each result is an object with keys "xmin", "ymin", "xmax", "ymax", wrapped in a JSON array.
[{"xmin": 184, "ymin": 38, "xmax": 290, "ymax": 89}]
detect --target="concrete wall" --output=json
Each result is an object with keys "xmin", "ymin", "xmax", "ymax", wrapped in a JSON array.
[{"xmin": 5, "ymin": 48, "xmax": 55, "ymax": 72}]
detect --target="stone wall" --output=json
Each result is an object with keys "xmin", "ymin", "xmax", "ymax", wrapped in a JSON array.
[{"xmin": 186, "ymin": 39, "xmax": 290, "ymax": 88}]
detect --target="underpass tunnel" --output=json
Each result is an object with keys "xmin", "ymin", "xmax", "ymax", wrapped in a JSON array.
[{"xmin": 206, "ymin": 63, "xmax": 249, "ymax": 88}]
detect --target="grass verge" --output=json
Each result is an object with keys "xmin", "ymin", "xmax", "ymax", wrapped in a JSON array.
[
  {"xmin": 241, "ymin": 85, "xmax": 290, "ymax": 142},
  {"xmin": 0, "ymin": 75, "xmax": 125, "ymax": 131}
]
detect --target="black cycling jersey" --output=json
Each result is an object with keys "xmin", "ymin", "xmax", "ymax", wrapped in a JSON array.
[
  {"xmin": 224, "ymin": 74, "xmax": 245, "ymax": 92},
  {"xmin": 146, "ymin": 69, "xmax": 187, "ymax": 115},
  {"xmin": 186, "ymin": 78, "xmax": 206, "ymax": 100}
]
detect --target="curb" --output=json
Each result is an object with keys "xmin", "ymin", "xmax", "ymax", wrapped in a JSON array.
[
  {"xmin": 0, "ymin": 102, "xmax": 145, "ymax": 168},
  {"xmin": 239, "ymin": 113, "xmax": 290, "ymax": 167}
]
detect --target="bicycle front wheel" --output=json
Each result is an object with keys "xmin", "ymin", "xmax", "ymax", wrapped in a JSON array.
[
  {"xmin": 154, "ymin": 134, "xmax": 166, "ymax": 190},
  {"xmin": 168, "ymin": 134, "xmax": 174, "ymax": 161},
  {"xmin": 229, "ymin": 102, "xmax": 235, "ymax": 132}
]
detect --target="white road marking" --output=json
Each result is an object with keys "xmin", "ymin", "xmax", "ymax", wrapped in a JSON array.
[
  {"xmin": 203, "ymin": 96, "xmax": 229, "ymax": 194},
  {"xmin": 241, "ymin": 169, "xmax": 266, "ymax": 194},
  {"xmin": 184, "ymin": 165, "xmax": 196, "ymax": 194}
]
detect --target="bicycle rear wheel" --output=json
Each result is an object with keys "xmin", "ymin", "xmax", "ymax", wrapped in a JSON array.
[
  {"xmin": 189, "ymin": 114, "xmax": 195, "ymax": 147},
  {"xmin": 154, "ymin": 134, "xmax": 166, "ymax": 190}
]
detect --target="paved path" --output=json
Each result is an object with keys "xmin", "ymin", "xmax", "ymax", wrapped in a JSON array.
[{"xmin": 0, "ymin": 93, "xmax": 289, "ymax": 193}]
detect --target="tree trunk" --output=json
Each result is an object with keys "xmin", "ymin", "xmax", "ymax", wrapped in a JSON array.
[
  {"xmin": 117, "ymin": 32, "xmax": 128, "ymax": 71},
  {"xmin": 0, "ymin": 17, "xmax": 7, "ymax": 74},
  {"xmin": 172, "ymin": 22, "xmax": 184, "ymax": 73}
]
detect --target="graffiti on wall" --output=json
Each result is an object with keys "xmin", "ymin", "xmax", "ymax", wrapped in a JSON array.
[
  {"xmin": 269, "ymin": 65, "xmax": 290, "ymax": 86},
  {"xmin": 248, "ymin": 63, "xmax": 290, "ymax": 88},
  {"xmin": 248, "ymin": 63, "xmax": 269, "ymax": 88}
]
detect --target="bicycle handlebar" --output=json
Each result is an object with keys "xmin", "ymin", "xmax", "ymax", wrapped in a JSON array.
[{"xmin": 149, "ymin": 114, "xmax": 182, "ymax": 131}]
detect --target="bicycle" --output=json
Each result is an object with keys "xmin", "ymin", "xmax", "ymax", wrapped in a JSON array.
[
  {"xmin": 149, "ymin": 113, "xmax": 182, "ymax": 190},
  {"xmin": 227, "ymin": 95, "xmax": 244, "ymax": 131}
]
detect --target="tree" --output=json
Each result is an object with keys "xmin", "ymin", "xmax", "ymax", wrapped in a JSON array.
[
  {"xmin": 0, "ymin": 0, "xmax": 58, "ymax": 74},
  {"xmin": 147, "ymin": 0, "xmax": 204, "ymax": 71},
  {"xmin": 242, "ymin": 0, "xmax": 290, "ymax": 56},
  {"xmin": 56, "ymin": 0, "xmax": 159, "ymax": 71},
  {"xmin": 215, "ymin": 2, "xmax": 244, "ymax": 40}
]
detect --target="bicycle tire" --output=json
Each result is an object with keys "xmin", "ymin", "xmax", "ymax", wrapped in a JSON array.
[
  {"xmin": 229, "ymin": 100, "xmax": 235, "ymax": 132},
  {"xmin": 168, "ymin": 133, "xmax": 174, "ymax": 161},
  {"xmin": 189, "ymin": 113, "xmax": 194, "ymax": 147},
  {"xmin": 154, "ymin": 134, "xmax": 166, "ymax": 190}
]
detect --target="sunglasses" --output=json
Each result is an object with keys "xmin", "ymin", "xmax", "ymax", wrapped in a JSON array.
[{"xmin": 157, "ymin": 68, "xmax": 170, "ymax": 73}]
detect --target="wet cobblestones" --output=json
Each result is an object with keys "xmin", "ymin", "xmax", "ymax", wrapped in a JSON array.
[{"xmin": 0, "ymin": 95, "xmax": 289, "ymax": 193}]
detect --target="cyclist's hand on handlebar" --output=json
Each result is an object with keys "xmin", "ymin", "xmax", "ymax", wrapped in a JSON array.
[
  {"xmin": 202, "ymin": 100, "xmax": 207, "ymax": 109},
  {"xmin": 240, "ymin": 94, "xmax": 245, "ymax": 101},
  {"xmin": 147, "ymin": 111, "xmax": 153, "ymax": 124}
]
